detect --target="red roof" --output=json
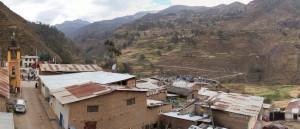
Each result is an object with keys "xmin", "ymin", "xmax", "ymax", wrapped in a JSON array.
[
  {"xmin": 0, "ymin": 69, "xmax": 9, "ymax": 98},
  {"xmin": 285, "ymin": 99, "xmax": 300, "ymax": 113},
  {"xmin": 66, "ymin": 83, "xmax": 110, "ymax": 98}
]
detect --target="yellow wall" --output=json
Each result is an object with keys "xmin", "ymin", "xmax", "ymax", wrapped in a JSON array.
[{"xmin": 7, "ymin": 50, "xmax": 21, "ymax": 88}]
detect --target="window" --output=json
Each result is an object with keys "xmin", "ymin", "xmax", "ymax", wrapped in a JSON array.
[
  {"xmin": 87, "ymin": 105, "xmax": 99, "ymax": 112},
  {"xmin": 158, "ymin": 109, "xmax": 163, "ymax": 113},
  {"xmin": 127, "ymin": 98, "xmax": 135, "ymax": 105}
]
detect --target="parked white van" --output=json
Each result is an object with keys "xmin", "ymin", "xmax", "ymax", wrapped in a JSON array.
[{"xmin": 15, "ymin": 99, "xmax": 26, "ymax": 113}]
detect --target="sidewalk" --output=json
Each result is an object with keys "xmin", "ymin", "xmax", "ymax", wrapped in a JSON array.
[{"xmin": 37, "ymin": 94, "xmax": 61, "ymax": 129}]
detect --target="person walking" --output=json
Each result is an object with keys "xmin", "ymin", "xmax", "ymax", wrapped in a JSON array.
[{"xmin": 35, "ymin": 82, "xmax": 38, "ymax": 89}]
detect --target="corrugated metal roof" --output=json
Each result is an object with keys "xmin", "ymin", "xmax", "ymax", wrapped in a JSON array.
[
  {"xmin": 162, "ymin": 112, "xmax": 203, "ymax": 121},
  {"xmin": 285, "ymin": 99, "xmax": 300, "ymax": 114},
  {"xmin": 39, "ymin": 64, "xmax": 102, "ymax": 72},
  {"xmin": 205, "ymin": 92, "xmax": 264, "ymax": 117},
  {"xmin": 39, "ymin": 71, "xmax": 135, "ymax": 90},
  {"xmin": 136, "ymin": 82, "xmax": 159, "ymax": 89},
  {"xmin": 0, "ymin": 69, "xmax": 9, "ymax": 98},
  {"xmin": 147, "ymin": 99, "xmax": 165, "ymax": 107},
  {"xmin": 51, "ymin": 82, "xmax": 147, "ymax": 104},
  {"xmin": 0, "ymin": 112, "xmax": 14, "ymax": 129},
  {"xmin": 165, "ymin": 86, "xmax": 194, "ymax": 97},
  {"xmin": 52, "ymin": 82, "xmax": 114, "ymax": 104}
]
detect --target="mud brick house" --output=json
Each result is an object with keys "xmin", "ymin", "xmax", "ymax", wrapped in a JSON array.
[
  {"xmin": 165, "ymin": 85, "xmax": 198, "ymax": 101},
  {"xmin": 136, "ymin": 78, "xmax": 167, "ymax": 101},
  {"xmin": 196, "ymin": 91, "xmax": 264, "ymax": 129},
  {"xmin": 160, "ymin": 112, "xmax": 203, "ymax": 129},
  {"xmin": 0, "ymin": 69, "xmax": 9, "ymax": 112},
  {"xmin": 39, "ymin": 71, "xmax": 171, "ymax": 129}
]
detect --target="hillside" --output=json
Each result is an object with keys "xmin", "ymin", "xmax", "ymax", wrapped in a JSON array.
[
  {"xmin": 99, "ymin": 0, "xmax": 300, "ymax": 84},
  {"xmin": 55, "ymin": 19, "xmax": 90, "ymax": 37},
  {"xmin": 0, "ymin": 2, "xmax": 82, "ymax": 63},
  {"xmin": 70, "ymin": 11, "xmax": 150, "ymax": 45}
]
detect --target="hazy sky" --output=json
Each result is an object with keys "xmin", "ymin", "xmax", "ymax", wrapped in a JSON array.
[{"xmin": 1, "ymin": 0, "xmax": 252, "ymax": 25}]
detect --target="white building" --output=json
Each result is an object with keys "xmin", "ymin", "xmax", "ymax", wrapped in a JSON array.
[{"xmin": 21, "ymin": 55, "xmax": 39, "ymax": 67}]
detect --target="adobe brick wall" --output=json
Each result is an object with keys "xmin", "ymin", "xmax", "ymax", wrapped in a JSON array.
[
  {"xmin": 148, "ymin": 92, "xmax": 167, "ymax": 101},
  {"xmin": 147, "ymin": 104, "xmax": 172, "ymax": 125},
  {"xmin": 211, "ymin": 109, "xmax": 250, "ymax": 129},
  {"xmin": 68, "ymin": 90, "xmax": 148, "ymax": 129},
  {"xmin": 127, "ymin": 78, "xmax": 136, "ymax": 88},
  {"xmin": 0, "ymin": 97, "xmax": 6, "ymax": 112},
  {"xmin": 186, "ymin": 90, "xmax": 198, "ymax": 100}
]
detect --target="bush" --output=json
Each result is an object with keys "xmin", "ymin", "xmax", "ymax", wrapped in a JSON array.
[
  {"xmin": 297, "ymin": 93, "xmax": 300, "ymax": 98},
  {"xmin": 264, "ymin": 97, "xmax": 272, "ymax": 104}
]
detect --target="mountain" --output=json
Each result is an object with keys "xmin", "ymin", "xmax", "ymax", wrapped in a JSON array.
[
  {"xmin": 54, "ymin": 19, "xmax": 90, "ymax": 37},
  {"xmin": 92, "ymin": 0, "xmax": 300, "ymax": 84},
  {"xmin": 0, "ymin": 2, "xmax": 82, "ymax": 63},
  {"xmin": 70, "ymin": 11, "xmax": 149, "ymax": 44}
]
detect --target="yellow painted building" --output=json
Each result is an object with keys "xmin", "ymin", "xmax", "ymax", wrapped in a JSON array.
[{"xmin": 7, "ymin": 33, "xmax": 21, "ymax": 92}]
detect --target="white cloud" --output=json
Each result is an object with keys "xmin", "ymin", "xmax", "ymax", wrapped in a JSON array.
[{"xmin": 1, "ymin": 0, "xmax": 252, "ymax": 25}]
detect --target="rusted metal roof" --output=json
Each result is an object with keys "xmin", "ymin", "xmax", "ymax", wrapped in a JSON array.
[
  {"xmin": 0, "ymin": 69, "xmax": 9, "ymax": 98},
  {"xmin": 51, "ymin": 82, "xmax": 147, "ymax": 104},
  {"xmin": 39, "ymin": 64, "xmax": 102, "ymax": 72},
  {"xmin": 202, "ymin": 91, "xmax": 264, "ymax": 117},
  {"xmin": 285, "ymin": 99, "xmax": 300, "ymax": 114},
  {"xmin": 51, "ymin": 82, "xmax": 114, "ymax": 104}
]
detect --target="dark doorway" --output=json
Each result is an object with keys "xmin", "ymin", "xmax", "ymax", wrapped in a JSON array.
[
  {"xmin": 294, "ymin": 114, "xmax": 298, "ymax": 120},
  {"xmin": 84, "ymin": 121, "xmax": 97, "ymax": 129}
]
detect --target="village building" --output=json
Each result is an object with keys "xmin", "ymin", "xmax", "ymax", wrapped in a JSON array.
[
  {"xmin": 0, "ymin": 112, "xmax": 14, "ymax": 129},
  {"xmin": 136, "ymin": 78, "xmax": 167, "ymax": 101},
  {"xmin": 0, "ymin": 69, "xmax": 9, "ymax": 112},
  {"xmin": 21, "ymin": 55, "xmax": 39, "ymax": 67},
  {"xmin": 38, "ymin": 72, "xmax": 171, "ymax": 129},
  {"xmin": 165, "ymin": 85, "xmax": 198, "ymax": 102},
  {"xmin": 285, "ymin": 98, "xmax": 300, "ymax": 121},
  {"xmin": 196, "ymin": 89, "xmax": 264, "ymax": 129},
  {"xmin": 160, "ymin": 112, "xmax": 203, "ymax": 129},
  {"xmin": 38, "ymin": 64, "xmax": 103, "ymax": 75}
]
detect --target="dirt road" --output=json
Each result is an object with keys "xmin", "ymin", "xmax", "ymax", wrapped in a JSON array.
[{"xmin": 14, "ymin": 81, "xmax": 54, "ymax": 129}]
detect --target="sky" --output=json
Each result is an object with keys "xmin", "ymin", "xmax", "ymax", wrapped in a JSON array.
[{"xmin": 1, "ymin": 0, "xmax": 253, "ymax": 25}]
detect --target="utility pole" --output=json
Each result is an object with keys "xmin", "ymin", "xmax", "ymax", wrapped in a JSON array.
[{"xmin": 208, "ymin": 101, "xmax": 215, "ymax": 129}]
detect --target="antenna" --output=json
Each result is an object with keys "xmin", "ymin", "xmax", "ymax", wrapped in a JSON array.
[{"xmin": 112, "ymin": 64, "xmax": 117, "ymax": 72}]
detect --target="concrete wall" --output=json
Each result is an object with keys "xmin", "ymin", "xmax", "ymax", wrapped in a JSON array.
[
  {"xmin": 285, "ymin": 113, "xmax": 300, "ymax": 121},
  {"xmin": 53, "ymin": 99, "xmax": 69, "ymax": 129},
  {"xmin": 68, "ymin": 91, "xmax": 148, "ymax": 129},
  {"xmin": 0, "ymin": 97, "xmax": 6, "ymax": 112},
  {"xmin": 160, "ymin": 115, "xmax": 197, "ymax": 129}
]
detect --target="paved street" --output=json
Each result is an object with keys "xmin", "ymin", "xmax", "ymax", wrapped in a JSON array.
[{"xmin": 14, "ymin": 81, "xmax": 54, "ymax": 129}]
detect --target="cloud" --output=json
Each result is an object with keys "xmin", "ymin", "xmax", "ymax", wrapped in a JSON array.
[{"xmin": 1, "ymin": 0, "xmax": 252, "ymax": 25}]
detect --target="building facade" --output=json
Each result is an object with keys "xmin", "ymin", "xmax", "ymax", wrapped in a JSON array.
[{"xmin": 21, "ymin": 55, "xmax": 38, "ymax": 67}]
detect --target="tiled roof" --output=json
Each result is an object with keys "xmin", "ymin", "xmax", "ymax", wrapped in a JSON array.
[
  {"xmin": 0, "ymin": 69, "xmax": 9, "ymax": 98},
  {"xmin": 39, "ymin": 64, "xmax": 102, "ymax": 72}
]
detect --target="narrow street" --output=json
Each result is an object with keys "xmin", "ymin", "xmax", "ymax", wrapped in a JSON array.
[{"xmin": 14, "ymin": 81, "xmax": 54, "ymax": 129}]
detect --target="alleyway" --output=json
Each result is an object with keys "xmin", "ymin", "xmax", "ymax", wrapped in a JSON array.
[{"xmin": 14, "ymin": 81, "xmax": 54, "ymax": 129}]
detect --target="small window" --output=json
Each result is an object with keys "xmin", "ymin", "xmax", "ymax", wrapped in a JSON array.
[
  {"xmin": 127, "ymin": 98, "xmax": 135, "ymax": 105},
  {"xmin": 158, "ymin": 109, "xmax": 163, "ymax": 113},
  {"xmin": 87, "ymin": 105, "xmax": 99, "ymax": 112}
]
